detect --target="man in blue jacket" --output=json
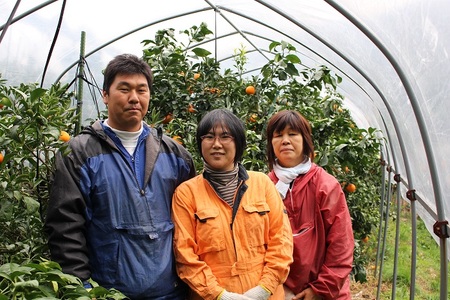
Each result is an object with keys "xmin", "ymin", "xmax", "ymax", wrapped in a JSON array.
[{"xmin": 45, "ymin": 53, "xmax": 195, "ymax": 299}]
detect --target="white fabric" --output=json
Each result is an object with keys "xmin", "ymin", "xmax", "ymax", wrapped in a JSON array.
[
  {"xmin": 220, "ymin": 290, "xmax": 253, "ymax": 300},
  {"xmin": 104, "ymin": 119, "xmax": 143, "ymax": 155},
  {"xmin": 273, "ymin": 157, "xmax": 311, "ymax": 199},
  {"xmin": 243, "ymin": 286, "xmax": 271, "ymax": 300}
]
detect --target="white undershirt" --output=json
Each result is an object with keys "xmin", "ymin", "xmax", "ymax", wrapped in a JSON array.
[{"xmin": 104, "ymin": 119, "xmax": 143, "ymax": 155}]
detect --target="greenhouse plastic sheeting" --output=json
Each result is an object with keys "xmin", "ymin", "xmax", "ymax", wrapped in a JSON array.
[{"xmin": 1, "ymin": 0, "xmax": 449, "ymax": 260}]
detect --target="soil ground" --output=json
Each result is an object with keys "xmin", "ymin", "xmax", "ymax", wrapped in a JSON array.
[{"xmin": 351, "ymin": 273, "xmax": 387, "ymax": 299}]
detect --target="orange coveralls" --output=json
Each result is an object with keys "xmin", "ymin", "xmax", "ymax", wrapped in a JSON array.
[{"xmin": 172, "ymin": 170, "xmax": 293, "ymax": 300}]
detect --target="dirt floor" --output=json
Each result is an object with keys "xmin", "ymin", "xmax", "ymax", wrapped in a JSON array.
[{"xmin": 350, "ymin": 272, "xmax": 389, "ymax": 300}]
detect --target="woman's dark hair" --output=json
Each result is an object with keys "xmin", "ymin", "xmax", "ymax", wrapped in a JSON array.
[
  {"xmin": 196, "ymin": 109, "xmax": 246, "ymax": 164},
  {"xmin": 102, "ymin": 54, "xmax": 153, "ymax": 94},
  {"xmin": 266, "ymin": 110, "xmax": 314, "ymax": 170}
]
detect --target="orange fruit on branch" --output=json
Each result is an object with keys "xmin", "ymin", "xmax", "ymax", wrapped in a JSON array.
[
  {"xmin": 59, "ymin": 131, "xmax": 70, "ymax": 142},
  {"xmin": 0, "ymin": 153, "xmax": 4, "ymax": 164},
  {"xmin": 345, "ymin": 183, "xmax": 356, "ymax": 193},
  {"xmin": 172, "ymin": 135, "xmax": 183, "ymax": 145},
  {"xmin": 245, "ymin": 85, "xmax": 256, "ymax": 95},
  {"xmin": 162, "ymin": 113, "xmax": 173, "ymax": 124},
  {"xmin": 193, "ymin": 73, "xmax": 201, "ymax": 80},
  {"xmin": 188, "ymin": 104, "xmax": 196, "ymax": 113}
]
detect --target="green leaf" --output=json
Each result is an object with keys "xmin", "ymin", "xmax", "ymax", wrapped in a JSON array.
[
  {"xmin": 8, "ymin": 125, "xmax": 22, "ymax": 142},
  {"xmin": 285, "ymin": 63, "xmax": 299, "ymax": 77},
  {"xmin": 14, "ymin": 279, "xmax": 39, "ymax": 288},
  {"xmin": 285, "ymin": 54, "xmax": 301, "ymax": 64},
  {"xmin": 30, "ymin": 88, "xmax": 46, "ymax": 102},
  {"xmin": 23, "ymin": 196, "xmax": 40, "ymax": 213},
  {"xmin": 268, "ymin": 41, "xmax": 281, "ymax": 51},
  {"xmin": 191, "ymin": 47, "xmax": 211, "ymax": 57},
  {"xmin": 1, "ymin": 96, "xmax": 12, "ymax": 107}
]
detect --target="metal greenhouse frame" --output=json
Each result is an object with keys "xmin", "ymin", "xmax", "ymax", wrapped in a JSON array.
[{"xmin": 1, "ymin": 1, "xmax": 449, "ymax": 299}]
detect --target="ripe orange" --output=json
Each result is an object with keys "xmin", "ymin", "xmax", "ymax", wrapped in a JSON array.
[
  {"xmin": 188, "ymin": 104, "xmax": 196, "ymax": 113},
  {"xmin": 344, "ymin": 166, "xmax": 350, "ymax": 173},
  {"xmin": 59, "ymin": 131, "xmax": 70, "ymax": 142},
  {"xmin": 362, "ymin": 236, "xmax": 369, "ymax": 243},
  {"xmin": 245, "ymin": 85, "xmax": 256, "ymax": 95},
  {"xmin": 172, "ymin": 135, "xmax": 183, "ymax": 145},
  {"xmin": 0, "ymin": 153, "xmax": 3, "ymax": 164},
  {"xmin": 162, "ymin": 113, "xmax": 173, "ymax": 124},
  {"xmin": 249, "ymin": 113, "xmax": 257, "ymax": 123},
  {"xmin": 345, "ymin": 183, "xmax": 356, "ymax": 193},
  {"xmin": 193, "ymin": 73, "xmax": 201, "ymax": 80}
]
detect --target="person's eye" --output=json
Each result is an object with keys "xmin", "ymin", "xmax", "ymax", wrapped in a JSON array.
[
  {"xmin": 203, "ymin": 135, "xmax": 214, "ymax": 141},
  {"xmin": 273, "ymin": 133, "xmax": 282, "ymax": 138}
]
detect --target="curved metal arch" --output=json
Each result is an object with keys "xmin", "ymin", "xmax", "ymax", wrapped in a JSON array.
[
  {"xmin": 197, "ymin": 7, "xmax": 386, "ymax": 125},
  {"xmin": 54, "ymin": 6, "xmax": 214, "ymax": 83},
  {"xmin": 0, "ymin": 0, "xmax": 21, "ymax": 45},
  {"xmin": 325, "ymin": 1, "xmax": 447, "ymax": 299},
  {"xmin": 0, "ymin": 0, "xmax": 58, "ymax": 31},
  {"xmin": 250, "ymin": 1, "xmax": 415, "ymax": 211}
]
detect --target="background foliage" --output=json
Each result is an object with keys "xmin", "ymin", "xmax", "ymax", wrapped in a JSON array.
[
  {"xmin": 143, "ymin": 23, "xmax": 382, "ymax": 282},
  {"xmin": 0, "ymin": 23, "xmax": 382, "ymax": 298}
]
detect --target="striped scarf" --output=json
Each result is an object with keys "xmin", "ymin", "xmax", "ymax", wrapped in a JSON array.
[{"xmin": 204, "ymin": 163, "xmax": 239, "ymax": 207}]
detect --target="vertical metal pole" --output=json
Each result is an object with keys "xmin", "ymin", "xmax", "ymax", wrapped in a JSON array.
[
  {"xmin": 391, "ymin": 174, "xmax": 402, "ymax": 299},
  {"xmin": 75, "ymin": 31, "xmax": 86, "ymax": 135},
  {"xmin": 377, "ymin": 166, "xmax": 393, "ymax": 300},
  {"xmin": 375, "ymin": 158, "xmax": 387, "ymax": 277}
]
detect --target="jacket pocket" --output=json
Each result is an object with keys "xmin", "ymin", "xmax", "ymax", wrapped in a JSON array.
[
  {"xmin": 242, "ymin": 203, "xmax": 271, "ymax": 247},
  {"xmin": 195, "ymin": 208, "xmax": 226, "ymax": 255},
  {"xmin": 293, "ymin": 223, "xmax": 312, "ymax": 237}
]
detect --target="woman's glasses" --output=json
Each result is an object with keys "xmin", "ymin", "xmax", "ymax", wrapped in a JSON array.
[{"xmin": 200, "ymin": 134, "xmax": 234, "ymax": 144}]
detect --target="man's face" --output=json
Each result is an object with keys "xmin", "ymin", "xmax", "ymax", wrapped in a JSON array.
[{"xmin": 102, "ymin": 73, "xmax": 150, "ymax": 131}]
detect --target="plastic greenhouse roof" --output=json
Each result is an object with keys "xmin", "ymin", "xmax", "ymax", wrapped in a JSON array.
[{"xmin": 1, "ymin": 0, "xmax": 450, "ymax": 293}]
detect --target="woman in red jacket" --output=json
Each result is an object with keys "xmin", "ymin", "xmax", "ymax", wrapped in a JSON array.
[{"xmin": 265, "ymin": 110, "xmax": 354, "ymax": 300}]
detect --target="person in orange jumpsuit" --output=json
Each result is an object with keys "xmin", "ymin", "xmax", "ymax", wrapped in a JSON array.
[
  {"xmin": 266, "ymin": 110, "xmax": 354, "ymax": 300},
  {"xmin": 172, "ymin": 109, "xmax": 293, "ymax": 300}
]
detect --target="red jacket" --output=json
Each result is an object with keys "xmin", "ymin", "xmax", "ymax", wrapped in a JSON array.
[{"xmin": 269, "ymin": 163, "xmax": 354, "ymax": 300}]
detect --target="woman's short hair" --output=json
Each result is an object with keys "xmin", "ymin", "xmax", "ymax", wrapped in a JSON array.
[
  {"xmin": 266, "ymin": 110, "xmax": 314, "ymax": 170},
  {"xmin": 196, "ymin": 109, "xmax": 246, "ymax": 164},
  {"xmin": 102, "ymin": 53, "xmax": 153, "ymax": 94}
]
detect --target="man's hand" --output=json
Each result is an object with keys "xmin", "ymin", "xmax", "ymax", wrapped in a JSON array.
[{"xmin": 292, "ymin": 287, "xmax": 322, "ymax": 300}]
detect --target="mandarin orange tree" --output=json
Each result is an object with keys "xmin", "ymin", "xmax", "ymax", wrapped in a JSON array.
[
  {"xmin": 0, "ymin": 78, "xmax": 77, "ymax": 265},
  {"xmin": 142, "ymin": 24, "xmax": 382, "ymax": 282}
]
